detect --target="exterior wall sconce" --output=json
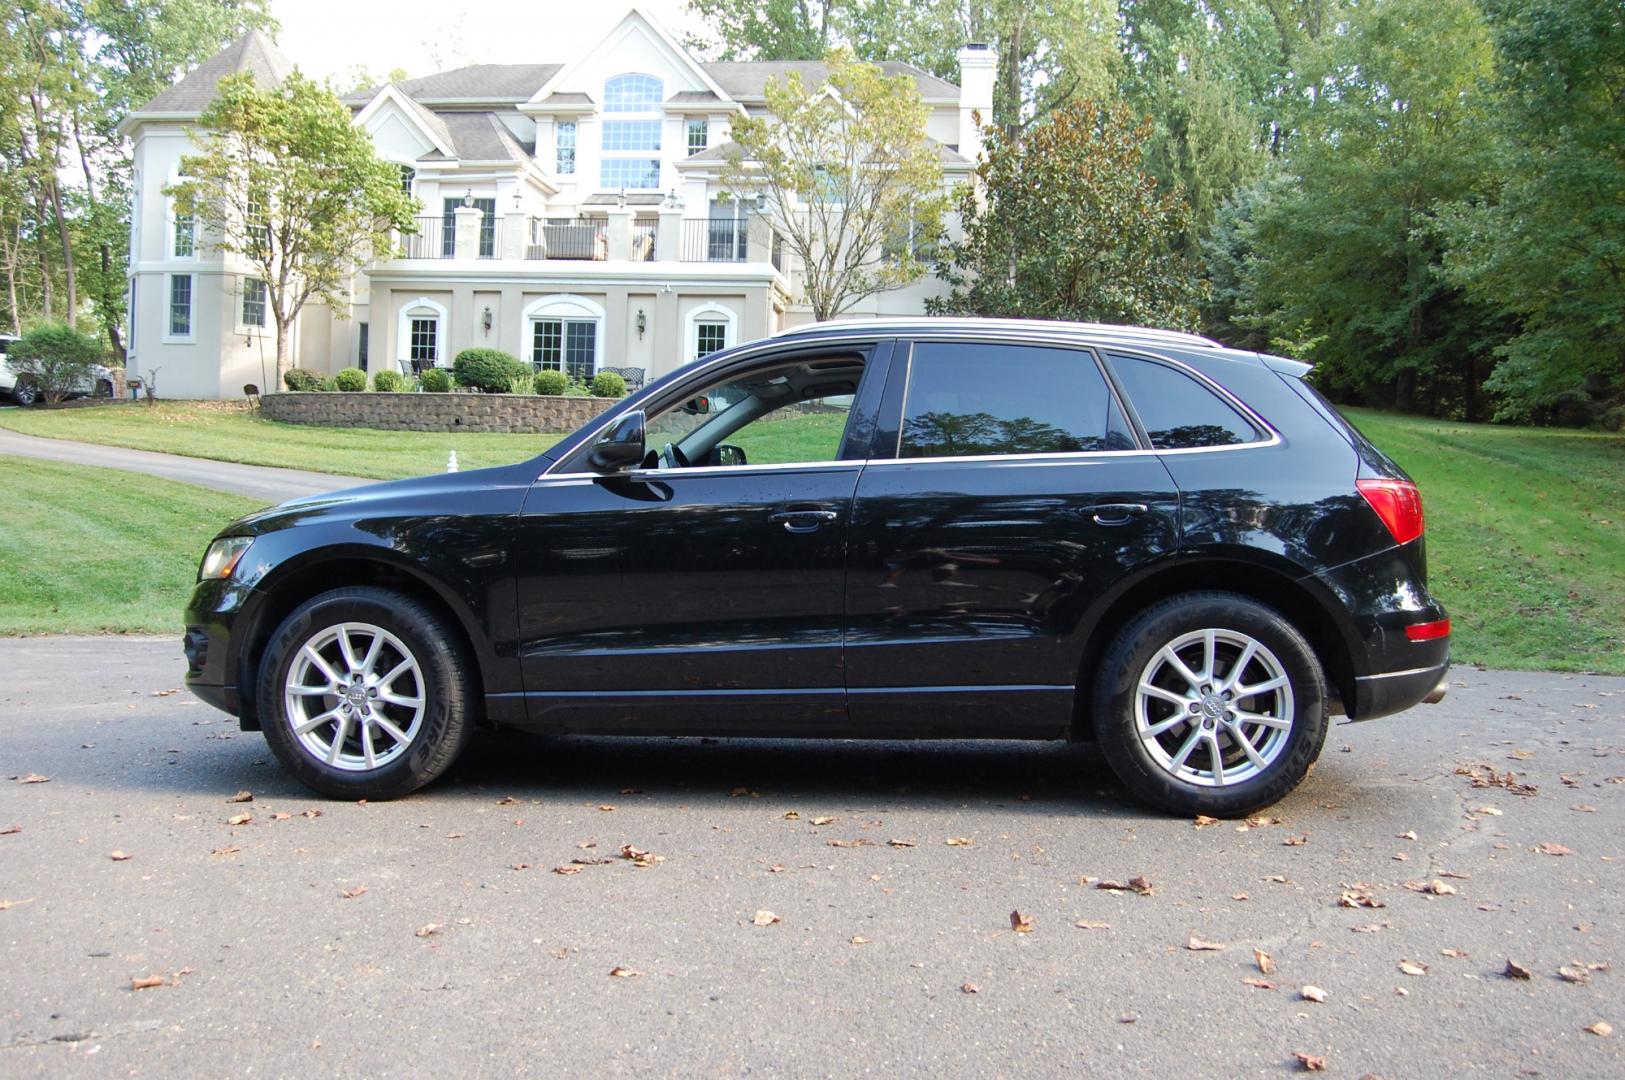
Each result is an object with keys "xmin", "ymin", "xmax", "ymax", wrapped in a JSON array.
[
  {"xmin": 616, "ymin": 186, "xmax": 627, "ymax": 209},
  {"xmin": 462, "ymin": 189, "xmax": 474, "ymax": 209},
  {"xmin": 481, "ymin": 306, "xmax": 492, "ymax": 333},
  {"xmin": 636, "ymin": 309, "xmax": 647, "ymax": 339},
  {"xmin": 512, "ymin": 189, "xmax": 523, "ymax": 210}
]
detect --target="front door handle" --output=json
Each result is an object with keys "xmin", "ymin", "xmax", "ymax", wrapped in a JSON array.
[
  {"xmin": 1080, "ymin": 502, "xmax": 1149, "ymax": 526},
  {"xmin": 771, "ymin": 508, "xmax": 839, "ymax": 533}
]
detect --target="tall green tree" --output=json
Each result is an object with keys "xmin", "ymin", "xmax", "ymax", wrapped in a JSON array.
[
  {"xmin": 929, "ymin": 98, "xmax": 1204, "ymax": 328},
  {"xmin": 721, "ymin": 51, "xmax": 945, "ymax": 320},
  {"xmin": 1440, "ymin": 0, "xmax": 1625, "ymax": 422},
  {"xmin": 168, "ymin": 72, "xmax": 417, "ymax": 382}
]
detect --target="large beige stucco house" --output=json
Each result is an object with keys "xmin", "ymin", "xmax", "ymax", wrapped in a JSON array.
[{"xmin": 118, "ymin": 6, "xmax": 994, "ymax": 400}]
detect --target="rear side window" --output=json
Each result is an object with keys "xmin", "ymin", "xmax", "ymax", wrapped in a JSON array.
[
  {"xmin": 1108, "ymin": 353, "xmax": 1262, "ymax": 450},
  {"xmin": 899, "ymin": 342, "xmax": 1134, "ymax": 458}
]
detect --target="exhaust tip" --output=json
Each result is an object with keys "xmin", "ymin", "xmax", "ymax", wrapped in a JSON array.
[{"xmin": 1422, "ymin": 676, "xmax": 1448, "ymax": 705}]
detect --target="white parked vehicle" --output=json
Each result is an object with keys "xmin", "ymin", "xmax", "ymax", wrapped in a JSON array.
[{"xmin": 0, "ymin": 333, "xmax": 116, "ymax": 405}]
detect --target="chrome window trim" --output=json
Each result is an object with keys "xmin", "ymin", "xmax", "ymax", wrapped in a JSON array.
[
  {"xmin": 1099, "ymin": 345, "xmax": 1281, "ymax": 453},
  {"xmin": 536, "ymin": 459, "xmax": 864, "ymax": 484}
]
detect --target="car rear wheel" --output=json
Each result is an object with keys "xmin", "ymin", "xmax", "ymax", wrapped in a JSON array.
[
  {"xmin": 11, "ymin": 378, "xmax": 37, "ymax": 406},
  {"xmin": 1092, "ymin": 592, "xmax": 1328, "ymax": 817},
  {"xmin": 95, "ymin": 378, "xmax": 114, "ymax": 399},
  {"xmin": 257, "ymin": 586, "xmax": 475, "ymax": 799}
]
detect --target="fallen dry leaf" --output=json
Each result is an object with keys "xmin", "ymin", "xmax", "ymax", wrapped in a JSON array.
[
  {"xmin": 1441, "ymin": 948, "xmax": 1469, "ymax": 958},
  {"xmin": 1232, "ymin": 892, "xmax": 1250, "ymax": 901},
  {"xmin": 810, "ymin": 816, "xmax": 835, "ymax": 826},
  {"xmin": 151, "ymin": 688, "xmax": 180, "ymax": 697},
  {"xmin": 850, "ymin": 935, "xmax": 871, "ymax": 945},
  {"xmin": 608, "ymin": 966, "xmax": 643, "ymax": 978},
  {"xmin": 1396, "ymin": 830, "xmax": 1417, "ymax": 840},
  {"xmin": 960, "ymin": 982, "xmax": 980, "ymax": 994},
  {"xmin": 225, "ymin": 790, "xmax": 253, "ymax": 803},
  {"xmin": 552, "ymin": 865, "xmax": 583, "ymax": 875},
  {"xmin": 1095, "ymin": 875, "xmax": 1155, "ymax": 896},
  {"xmin": 945, "ymin": 836, "xmax": 972, "ymax": 846},
  {"xmin": 1075, "ymin": 920, "xmax": 1111, "ymax": 930},
  {"xmin": 1301, "ymin": 985, "xmax": 1327, "ymax": 1003},
  {"xmin": 340, "ymin": 885, "xmax": 367, "ymax": 899},
  {"xmin": 752, "ymin": 910, "xmax": 781, "ymax": 927},
  {"xmin": 1504, "ymin": 960, "xmax": 1533, "ymax": 980},
  {"xmin": 211, "ymin": 845, "xmax": 241, "ymax": 857},
  {"xmin": 1473, "ymin": 805, "xmax": 1504, "ymax": 816},
  {"xmin": 827, "ymin": 838, "xmax": 873, "ymax": 848},
  {"xmin": 1456, "ymin": 763, "xmax": 1537, "ymax": 796},
  {"xmin": 1584, "ymin": 1021, "xmax": 1613, "ymax": 1038},
  {"xmin": 1352, "ymin": 923, "xmax": 1385, "ymax": 934},
  {"xmin": 1398, "ymin": 959, "xmax": 1428, "ymax": 976},
  {"xmin": 1243, "ymin": 977, "xmax": 1276, "ymax": 990},
  {"xmin": 1010, "ymin": 911, "xmax": 1034, "ymax": 933},
  {"xmin": 887, "ymin": 838, "xmax": 917, "ymax": 848},
  {"xmin": 1403, "ymin": 879, "xmax": 1457, "ymax": 896},
  {"xmin": 1255, "ymin": 948, "xmax": 1276, "ymax": 975},
  {"xmin": 1339, "ymin": 889, "xmax": 1386, "ymax": 909},
  {"xmin": 1558, "ymin": 965, "xmax": 1591, "ymax": 984},
  {"xmin": 301, "ymin": 809, "xmax": 323, "ymax": 818},
  {"xmin": 415, "ymin": 923, "xmax": 442, "ymax": 938},
  {"xmin": 0, "ymin": 825, "xmax": 19, "ymax": 836},
  {"xmin": 496, "ymin": 795, "xmax": 518, "ymax": 806},
  {"xmin": 227, "ymin": 813, "xmax": 251, "ymax": 826},
  {"xmin": 1186, "ymin": 936, "xmax": 1226, "ymax": 952},
  {"xmin": 271, "ymin": 812, "xmax": 291, "ymax": 821},
  {"xmin": 130, "ymin": 976, "xmax": 165, "ymax": 991},
  {"xmin": 1194, "ymin": 815, "xmax": 1221, "ymax": 828},
  {"xmin": 17, "ymin": 774, "xmax": 50, "ymax": 784},
  {"xmin": 1283, "ymin": 835, "xmax": 1309, "ymax": 846},
  {"xmin": 0, "ymin": 898, "xmax": 38, "ymax": 910},
  {"xmin": 108, "ymin": 850, "xmax": 131, "ymax": 862},
  {"xmin": 782, "ymin": 811, "xmax": 800, "ymax": 820},
  {"xmin": 597, "ymin": 805, "xmax": 616, "ymax": 812},
  {"xmin": 619, "ymin": 843, "xmax": 664, "ymax": 867},
  {"xmin": 729, "ymin": 786, "xmax": 760, "ymax": 798},
  {"xmin": 1537, "ymin": 841, "xmax": 1575, "ymax": 856},
  {"xmin": 1295, "ymin": 1052, "xmax": 1327, "ymax": 1071}
]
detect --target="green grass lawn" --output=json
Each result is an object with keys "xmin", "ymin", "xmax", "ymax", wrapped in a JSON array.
[
  {"xmin": 0, "ymin": 456, "xmax": 263, "ymax": 635},
  {"xmin": 0, "ymin": 401, "xmax": 561, "ymax": 481},
  {"xmin": 1346, "ymin": 408, "xmax": 1625, "ymax": 674}
]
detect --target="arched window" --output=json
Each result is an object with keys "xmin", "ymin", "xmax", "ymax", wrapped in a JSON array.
[
  {"xmin": 521, "ymin": 294, "xmax": 604, "ymax": 382},
  {"xmin": 685, "ymin": 302, "xmax": 738, "ymax": 360},
  {"xmin": 397, "ymin": 296, "xmax": 448, "ymax": 372},
  {"xmin": 398, "ymin": 164, "xmax": 416, "ymax": 195},
  {"xmin": 604, "ymin": 73, "xmax": 663, "ymax": 113}
]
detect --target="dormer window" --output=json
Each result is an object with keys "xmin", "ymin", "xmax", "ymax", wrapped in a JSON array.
[{"xmin": 600, "ymin": 73, "xmax": 664, "ymax": 190}]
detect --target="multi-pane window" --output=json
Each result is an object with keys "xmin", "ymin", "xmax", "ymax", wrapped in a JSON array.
[
  {"xmin": 409, "ymin": 317, "xmax": 438, "ymax": 364},
  {"xmin": 242, "ymin": 278, "xmax": 267, "ymax": 328},
  {"xmin": 602, "ymin": 120, "xmax": 661, "ymax": 151},
  {"xmin": 173, "ymin": 210, "xmax": 195, "ymax": 258},
  {"xmin": 246, "ymin": 192, "xmax": 270, "ymax": 257},
  {"xmin": 441, "ymin": 197, "xmax": 496, "ymax": 257},
  {"xmin": 556, "ymin": 121, "xmax": 576, "ymax": 175},
  {"xmin": 168, "ymin": 274, "xmax": 192, "ymax": 337},
  {"xmin": 398, "ymin": 165, "xmax": 415, "ymax": 195},
  {"xmin": 530, "ymin": 318, "xmax": 597, "ymax": 382},
  {"xmin": 358, "ymin": 322, "xmax": 369, "ymax": 371},
  {"xmin": 604, "ymin": 74, "xmax": 662, "ymax": 112},
  {"xmin": 686, "ymin": 118, "xmax": 708, "ymax": 156},
  {"xmin": 695, "ymin": 320, "xmax": 728, "ymax": 359},
  {"xmin": 600, "ymin": 158, "xmax": 661, "ymax": 190}
]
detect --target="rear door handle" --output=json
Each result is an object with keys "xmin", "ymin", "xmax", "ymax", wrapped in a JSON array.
[
  {"xmin": 771, "ymin": 508, "xmax": 839, "ymax": 533},
  {"xmin": 1080, "ymin": 503, "xmax": 1148, "ymax": 526}
]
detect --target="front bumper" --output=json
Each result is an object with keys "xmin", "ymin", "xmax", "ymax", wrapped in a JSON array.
[{"xmin": 183, "ymin": 576, "xmax": 267, "ymax": 729}]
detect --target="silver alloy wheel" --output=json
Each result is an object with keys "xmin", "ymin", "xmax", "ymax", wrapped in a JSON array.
[
  {"xmin": 1133, "ymin": 628, "xmax": 1295, "ymax": 788},
  {"xmin": 283, "ymin": 622, "xmax": 426, "ymax": 772}
]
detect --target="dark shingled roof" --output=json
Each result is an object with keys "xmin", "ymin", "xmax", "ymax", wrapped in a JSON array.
[
  {"xmin": 136, "ymin": 29, "xmax": 294, "ymax": 113},
  {"xmin": 342, "ymin": 63, "xmax": 560, "ymax": 105},
  {"xmin": 679, "ymin": 137, "xmax": 972, "ymax": 168},
  {"xmin": 702, "ymin": 60, "xmax": 959, "ymax": 101},
  {"xmin": 436, "ymin": 112, "xmax": 532, "ymax": 161}
]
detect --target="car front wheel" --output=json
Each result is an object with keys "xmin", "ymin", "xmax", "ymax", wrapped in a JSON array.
[
  {"xmin": 11, "ymin": 378, "xmax": 37, "ymax": 406},
  {"xmin": 257, "ymin": 586, "xmax": 475, "ymax": 799},
  {"xmin": 1092, "ymin": 592, "xmax": 1328, "ymax": 817}
]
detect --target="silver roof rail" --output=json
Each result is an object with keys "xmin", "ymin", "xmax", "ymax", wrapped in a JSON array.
[{"xmin": 774, "ymin": 316, "xmax": 1221, "ymax": 349}]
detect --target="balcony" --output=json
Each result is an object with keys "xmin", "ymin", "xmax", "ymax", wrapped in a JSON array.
[
  {"xmin": 680, "ymin": 219, "xmax": 748, "ymax": 263},
  {"xmin": 400, "ymin": 216, "xmax": 448, "ymax": 259},
  {"xmin": 526, "ymin": 218, "xmax": 607, "ymax": 261},
  {"xmin": 387, "ymin": 211, "xmax": 783, "ymax": 272}
]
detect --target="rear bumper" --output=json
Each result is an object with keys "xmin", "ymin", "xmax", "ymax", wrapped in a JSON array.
[{"xmin": 1348, "ymin": 656, "xmax": 1450, "ymax": 722}]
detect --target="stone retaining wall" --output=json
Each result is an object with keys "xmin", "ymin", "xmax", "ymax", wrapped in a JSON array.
[{"xmin": 260, "ymin": 391, "xmax": 615, "ymax": 433}]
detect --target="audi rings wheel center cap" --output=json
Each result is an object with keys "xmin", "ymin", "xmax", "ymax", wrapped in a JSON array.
[{"xmin": 1199, "ymin": 695, "xmax": 1227, "ymax": 720}]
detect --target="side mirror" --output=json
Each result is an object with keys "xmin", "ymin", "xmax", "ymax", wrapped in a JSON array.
[{"xmin": 587, "ymin": 409, "xmax": 646, "ymax": 473}]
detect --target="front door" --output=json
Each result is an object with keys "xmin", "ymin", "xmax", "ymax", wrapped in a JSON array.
[
  {"xmin": 843, "ymin": 338, "xmax": 1182, "ymax": 736},
  {"xmin": 514, "ymin": 342, "xmax": 887, "ymax": 734}
]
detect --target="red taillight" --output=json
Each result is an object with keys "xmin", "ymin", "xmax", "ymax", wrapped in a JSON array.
[
  {"xmin": 1405, "ymin": 618, "xmax": 1451, "ymax": 642},
  {"xmin": 1357, "ymin": 478, "xmax": 1425, "ymax": 545}
]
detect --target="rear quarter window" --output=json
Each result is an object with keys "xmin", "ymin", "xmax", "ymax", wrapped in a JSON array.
[{"xmin": 1108, "ymin": 353, "xmax": 1264, "ymax": 450}]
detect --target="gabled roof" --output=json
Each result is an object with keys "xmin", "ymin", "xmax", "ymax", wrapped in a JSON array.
[
  {"xmin": 677, "ymin": 137, "xmax": 973, "ymax": 170},
  {"xmin": 342, "ymin": 63, "xmax": 561, "ymax": 106},
  {"xmin": 702, "ymin": 60, "xmax": 959, "ymax": 102},
  {"xmin": 131, "ymin": 29, "xmax": 293, "ymax": 115},
  {"xmin": 523, "ymin": 7, "xmax": 732, "ymax": 109},
  {"xmin": 437, "ymin": 113, "xmax": 533, "ymax": 161}
]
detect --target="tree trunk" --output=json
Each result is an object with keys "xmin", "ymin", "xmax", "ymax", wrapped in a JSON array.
[
  {"xmin": 274, "ymin": 314, "xmax": 292, "ymax": 388},
  {"xmin": 30, "ymin": 91, "xmax": 75, "ymax": 327}
]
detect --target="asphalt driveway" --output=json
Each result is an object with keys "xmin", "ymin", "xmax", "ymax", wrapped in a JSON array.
[{"xmin": 1, "ymin": 637, "xmax": 1620, "ymax": 1077}]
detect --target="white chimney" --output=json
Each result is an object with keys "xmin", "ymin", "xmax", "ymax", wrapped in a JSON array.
[{"xmin": 957, "ymin": 43, "xmax": 996, "ymax": 161}]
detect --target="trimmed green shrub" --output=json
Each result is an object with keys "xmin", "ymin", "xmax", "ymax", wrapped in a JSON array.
[
  {"xmin": 532, "ymin": 368, "xmax": 569, "ymax": 395},
  {"xmin": 452, "ymin": 347, "xmax": 528, "ymax": 393},
  {"xmin": 283, "ymin": 367, "xmax": 326, "ymax": 392},
  {"xmin": 371, "ymin": 368, "xmax": 405, "ymax": 392},
  {"xmin": 7, "ymin": 323, "xmax": 106, "ymax": 403},
  {"xmin": 590, "ymin": 370, "xmax": 628, "ymax": 398},
  {"xmin": 333, "ymin": 367, "xmax": 367, "ymax": 392},
  {"xmin": 419, "ymin": 366, "xmax": 453, "ymax": 392}
]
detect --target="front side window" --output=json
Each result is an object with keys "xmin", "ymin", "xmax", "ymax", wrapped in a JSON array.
[
  {"xmin": 642, "ymin": 355, "xmax": 866, "ymax": 468},
  {"xmin": 604, "ymin": 73, "xmax": 663, "ymax": 112},
  {"xmin": 168, "ymin": 274, "xmax": 192, "ymax": 337},
  {"xmin": 530, "ymin": 318, "xmax": 597, "ymax": 381},
  {"xmin": 556, "ymin": 121, "xmax": 576, "ymax": 175},
  {"xmin": 695, "ymin": 320, "xmax": 728, "ymax": 359},
  {"xmin": 1107, "ymin": 353, "xmax": 1262, "ymax": 449},
  {"xmin": 409, "ymin": 317, "xmax": 438, "ymax": 363},
  {"xmin": 898, "ymin": 342, "xmax": 1132, "ymax": 459},
  {"xmin": 173, "ymin": 210, "xmax": 195, "ymax": 258},
  {"xmin": 441, "ymin": 197, "xmax": 497, "ymax": 257},
  {"xmin": 686, "ymin": 118, "xmax": 708, "ymax": 156},
  {"xmin": 242, "ymin": 278, "xmax": 267, "ymax": 328}
]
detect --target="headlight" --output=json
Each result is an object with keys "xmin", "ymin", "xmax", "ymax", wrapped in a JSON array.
[{"xmin": 199, "ymin": 536, "xmax": 254, "ymax": 581}]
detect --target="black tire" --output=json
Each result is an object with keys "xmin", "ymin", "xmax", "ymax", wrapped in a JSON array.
[
  {"xmin": 11, "ymin": 378, "xmax": 37, "ymax": 406},
  {"xmin": 95, "ymin": 378, "xmax": 114, "ymax": 399},
  {"xmin": 1091, "ymin": 591, "xmax": 1328, "ymax": 817},
  {"xmin": 257, "ymin": 586, "xmax": 475, "ymax": 799}
]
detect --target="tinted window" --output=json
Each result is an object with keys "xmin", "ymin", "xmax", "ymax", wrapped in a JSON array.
[
  {"xmin": 899, "ymin": 342, "xmax": 1131, "ymax": 458},
  {"xmin": 1109, "ymin": 353, "xmax": 1261, "ymax": 449}
]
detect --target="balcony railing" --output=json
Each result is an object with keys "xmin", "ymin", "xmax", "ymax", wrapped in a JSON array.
[
  {"xmin": 680, "ymin": 219, "xmax": 748, "ymax": 263},
  {"xmin": 401, "ymin": 216, "xmax": 448, "ymax": 259},
  {"xmin": 526, "ymin": 218, "xmax": 607, "ymax": 261},
  {"xmin": 631, "ymin": 220, "xmax": 657, "ymax": 262},
  {"xmin": 478, "ymin": 217, "xmax": 500, "ymax": 259}
]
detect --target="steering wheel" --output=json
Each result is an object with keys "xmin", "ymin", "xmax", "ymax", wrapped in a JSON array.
[{"xmin": 660, "ymin": 442, "xmax": 691, "ymax": 469}]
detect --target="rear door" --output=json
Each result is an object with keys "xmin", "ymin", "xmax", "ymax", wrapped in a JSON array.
[{"xmin": 843, "ymin": 337, "xmax": 1182, "ymax": 736}]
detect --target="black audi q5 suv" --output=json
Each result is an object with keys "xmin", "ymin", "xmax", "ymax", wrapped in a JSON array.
[{"xmin": 184, "ymin": 318, "xmax": 1449, "ymax": 816}]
